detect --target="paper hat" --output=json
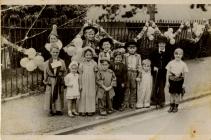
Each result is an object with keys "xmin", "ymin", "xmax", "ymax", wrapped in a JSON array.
[{"xmin": 49, "ymin": 24, "xmax": 58, "ymax": 37}]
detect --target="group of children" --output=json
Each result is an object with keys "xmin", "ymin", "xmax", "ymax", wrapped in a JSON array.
[{"xmin": 43, "ymin": 25, "xmax": 189, "ymax": 117}]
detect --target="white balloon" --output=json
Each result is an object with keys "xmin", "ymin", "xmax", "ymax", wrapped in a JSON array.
[
  {"xmin": 168, "ymin": 28, "xmax": 173, "ymax": 33},
  {"xmin": 25, "ymin": 60, "xmax": 37, "ymax": 71},
  {"xmin": 148, "ymin": 35, "xmax": 154, "ymax": 41},
  {"xmin": 142, "ymin": 26, "xmax": 147, "ymax": 31},
  {"xmin": 170, "ymin": 39, "xmax": 175, "ymax": 45},
  {"xmin": 73, "ymin": 37, "xmax": 83, "ymax": 48},
  {"xmin": 147, "ymin": 27, "xmax": 155, "ymax": 35},
  {"xmin": 33, "ymin": 55, "xmax": 44, "ymax": 66},
  {"xmin": 195, "ymin": 31, "xmax": 201, "ymax": 37},
  {"xmin": 66, "ymin": 46, "xmax": 76, "ymax": 56},
  {"xmin": 20, "ymin": 57, "xmax": 30, "ymax": 68},
  {"xmin": 180, "ymin": 24, "xmax": 184, "ymax": 29},
  {"xmin": 164, "ymin": 32, "xmax": 169, "ymax": 37},
  {"xmin": 27, "ymin": 48, "xmax": 37, "ymax": 59}
]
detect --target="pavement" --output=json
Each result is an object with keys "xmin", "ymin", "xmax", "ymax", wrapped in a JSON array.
[{"xmin": 1, "ymin": 57, "xmax": 211, "ymax": 135}]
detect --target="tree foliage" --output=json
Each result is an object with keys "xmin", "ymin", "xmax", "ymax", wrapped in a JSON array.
[{"xmin": 1, "ymin": 5, "xmax": 88, "ymax": 26}]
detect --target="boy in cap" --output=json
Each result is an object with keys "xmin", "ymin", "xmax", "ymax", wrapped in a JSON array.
[
  {"xmin": 150, "ymin": 35, "xmax": 172, "ymax": 108},
  {"xmin": 121, "ymin": 40, "xmax": 142, "ymax": 110}
]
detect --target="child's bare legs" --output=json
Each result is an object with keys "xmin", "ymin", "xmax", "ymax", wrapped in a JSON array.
[
  {"xmin": 168, "ymin": 93, "xmax": 175, "ymax": 113},
  {"xmin": 72, "ymin": 99, "xmax": 79, "ymax": 115},
  {"xmin": 172, "ymin": 94, "xmax": 180, "ymax": 113},
  {"xmin": 67, "ymin": 99, "xmax": 73, "ymax": 117}
]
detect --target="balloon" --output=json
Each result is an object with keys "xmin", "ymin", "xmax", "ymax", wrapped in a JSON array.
[
  {"xmin": 164, "ymin": 31, "xmax": 169, "ymax": 37},
  {"xmin": 142, "ymin": 26, "xmax": 147, "ymax": 31},
  {"xmin": 33, "ymin": 55, "xmax": 44, "ymax": 66},
  {"xmin": 168, "ymin": 28, "xmax": 173, "ymax": 33},
  {"xmin": 66, "ymin": 46, "xmax": 76, "ymax": 56},
  {"xmin": 170, "ymin": 39, "xmax": 175, "ymax": 45},
  {"xmin": 194, "ymin": 38, "xmax": 199, "ymax": 43},
  {"xmin": 25, "ymin": 60, "xmax": 37, "ymax": 71},
  {"xmin": 73, "ymin": 37, "xmax": 83, "ymax": 48},
  {"xmin": 38, "ymin": 62, "xmax": 45, "ymax": 71},
  {"xmin": 147, "ymin": 27, "xmax": 155, "ymax": 35},
  {"xmin": 145, "ymin": 22, "xmax": 149, "ymax": 27},
  {"xmin": 195, "ymin": 31, "xmax": 201, "ymax": 37},
  {"xmin": 20, "ymin": 57, "xmax": 30, "ymax": 68},
  {"xmin": 180, "ymin": 24, "xmax": 184, "ymax": 29},
  {"xmin": 152, "ymin": 22, "xmax": 156, "ymax": 28},
  {"xmin": 148, "ymin": 35, "xmax": 154, "ymax": 41},
  {"xmin": 26, "ymin": 48, "xmax": 36, "ymax": 59}
]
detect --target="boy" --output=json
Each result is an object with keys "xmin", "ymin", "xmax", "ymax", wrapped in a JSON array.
[
  {"xmin": 166, "ymin": 48, "xmax": 188, "ymax": 113},
  {"xmin": 96, "ymin": 58, "xmax": 116, "ymax": 116},
  {"xmin": 121, "ymin": 40, "xmax": 142, "ymax": 110}
]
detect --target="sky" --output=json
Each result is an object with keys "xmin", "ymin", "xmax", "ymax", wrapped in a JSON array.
[{"xmin": 86, "ymin": 4, "xmax": 211, "ymax": 21}]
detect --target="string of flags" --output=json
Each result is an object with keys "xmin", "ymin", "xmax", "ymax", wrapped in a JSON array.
[{"xmin": 1, "ymin": 19, "xmax": 209, "ymax": 72}]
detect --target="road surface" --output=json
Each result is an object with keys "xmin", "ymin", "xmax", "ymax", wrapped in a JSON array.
[{"xmin": 74, "ymin": 95, "xmax": 211, "ymax": 135}]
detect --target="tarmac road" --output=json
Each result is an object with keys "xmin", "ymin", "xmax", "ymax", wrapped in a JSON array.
[{"xmin": 74, "ymin": 95, "xmax": 211, "ymax": 135}]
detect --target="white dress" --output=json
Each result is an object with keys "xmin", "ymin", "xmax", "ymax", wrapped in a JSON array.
[
  {"xmin": 64, "ymin": 73, "xmax": 80, "ymax": 99},
  {"xmin": 136, "ymin": 71, "xmax": 153, "ymax": 108}
]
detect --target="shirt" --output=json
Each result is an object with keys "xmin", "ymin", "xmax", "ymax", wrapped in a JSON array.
[{"xmin": 166, "ymin": 60, "xmax": 188, "ymax": 76}]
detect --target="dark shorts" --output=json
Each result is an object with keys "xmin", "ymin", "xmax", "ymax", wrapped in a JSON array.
[{"xmin": 169, "ymin": 78, "xmax": 184, "ymax": 94}]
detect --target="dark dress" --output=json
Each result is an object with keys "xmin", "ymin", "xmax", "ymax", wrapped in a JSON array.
[
  {"xmin": 110, "ymin": 62, "xmax": 127, "ymax": 110},
  {"xmin": 150, "ymin": 48, "xmax": 172, "ymax": 106}
]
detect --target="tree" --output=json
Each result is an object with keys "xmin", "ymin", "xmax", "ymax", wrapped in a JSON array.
[
  {"xmin": 1, "ymin": 5, "xmax": 88, "ymax": 27},
  {"xmin": 94, "ymin": 4, "xmax": 210, "ymax": 21}
]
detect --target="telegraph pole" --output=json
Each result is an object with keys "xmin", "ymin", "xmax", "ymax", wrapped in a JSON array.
[{"xmin": 147, "ymin": 4, "xmax": 157, "ymax": 21}]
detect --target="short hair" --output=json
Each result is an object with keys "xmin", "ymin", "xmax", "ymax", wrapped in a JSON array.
[
  {"xmin": 49, "ymin": 43, "xmax": 60, "ymax": 52},
  {"xmin": 142, "ymin": 59, "xmax": 151, "ymax": 66},
  {"xmin": 174, "ymin": 48, "xmax": 184, "ymax": 55}
]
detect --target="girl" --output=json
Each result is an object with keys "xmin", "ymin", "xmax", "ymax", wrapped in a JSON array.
[
  {"xmin": 136, "ymin": 59, "xmax": 153, "ymax": 109},
  {"xmin": 110, "ymin": 50, "xmax": 127, "ymax": 111},
  {"xmin": 43, "ymin": 24, "xmax": 63, "ymax": 61},
  {"xmin": 78, "ymin": 47, "xmax": 98, "ymax": 116},
  {"xmin": 64, "ymin": 61, "xmax": 80, "ymax": 117},
  {"xmin": 43, "ymin": 44, "xmax": 67, "ymax": 116},
  {"xmin": 98, "ymin": 37, "xmax": 113, "ymax": 65},
  {"xmin": 96, "ymin": 58, "xmax": 116, "ymax": 116},
  {"xmin": 166, "ymin": 48, "xmax": 188, "ymax": 113},
  {"xmin": 82, "ymin": 26, "xmax": 99, "ymax": 62}
]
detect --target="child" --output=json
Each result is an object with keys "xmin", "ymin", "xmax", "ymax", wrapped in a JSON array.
[
  {"xmin": 150, "ymin": 36, "xmax": 171, "ymax": 108},
  {"xmin": 136, "ymin": 59, "xmax": 153, "ymax": 109},
  {"xmin": 82, "ymin": 26, "xmax": 99, "ymax": 62},
  {"xmin": 43, "ymin": 43, "xmax": 67, "ymax": 116},
  {"xmin": 98, "ymin": 37, "xmax": 113, "ymax": 65},
  {"xmin": 110, "ymin": 50, "xmax": 127, "ymax": 111},
  {"xmin": 43, "ymin": 24, "xmax": 63, "ymax": 61},
  {"xmin": 78, "ymin": 46, "xmax": 98, "ymax": 116},
  {"xmin": 96, "ymin": 58, "xmax": 116, "ymax": 116},
  {"xmin": 122, "ymin": 40, "xmax": 142, "ymax": 110},
  {"xmin": 166, "ymin": 48, "xmax": 188, "ymax": 113},
  {"xmin": 64, "ymin": 61, "xmax": 80, "ymax": 117}
]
